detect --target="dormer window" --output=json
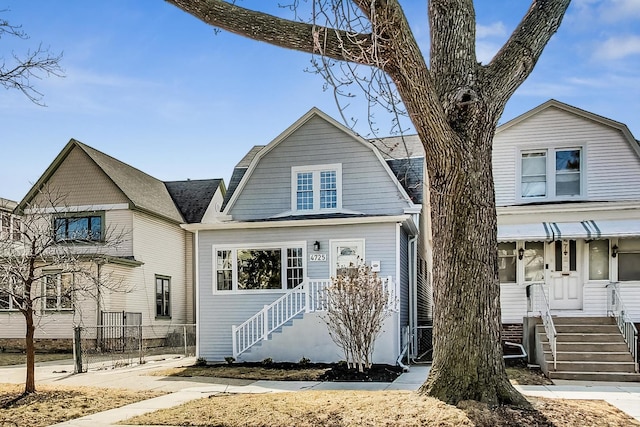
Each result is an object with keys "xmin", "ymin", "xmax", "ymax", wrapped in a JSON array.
[
  {"xmin": 291, "ymin": 164, "xmax": 342, "ymax": 213},
  {"xmin": 519, "ymin": 147, "xmax": 583, "ymax": 201}
]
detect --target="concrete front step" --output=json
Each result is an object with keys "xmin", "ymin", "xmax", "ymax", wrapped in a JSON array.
[
  {"xmin": 553, "ymin": 333, "xmax": 625, "ymax": 343},
  {"xmin": 553, "ymin": 324, "xmax": 621, "ymax": 334},
  {"xmin": 549, "ymin": 317, "xmax": 616, "ymax": 325},
  {"xmin": 550, "ymin": 360, "xmax": 638, "ymax": 373},
  {"xmin": 544, "ymin": 351, "xmax": 635, "ymax": 362},
  {"xmin": 548, "ymin": 371, "xmax": 640, "ymax": 382},
  {"xmin": 544, "ymin": 341, "xmax": 632, "ymax": 353}
]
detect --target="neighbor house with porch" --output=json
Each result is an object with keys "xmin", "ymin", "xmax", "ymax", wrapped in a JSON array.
[{"xmin": 493, "ymin": 100, "xmax": 640, "ymax": 380}]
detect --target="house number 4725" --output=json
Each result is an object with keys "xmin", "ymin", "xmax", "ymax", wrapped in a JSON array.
[{"xmin": 309, "ymin": 253, "xmax": 327, "ymax": 262}]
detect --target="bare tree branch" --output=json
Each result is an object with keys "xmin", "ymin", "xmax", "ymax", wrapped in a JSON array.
[
  {"xmin": 484, "ymin": 0, "xmax": 571, "ymax": 109},
  {"xmin": 0, "ymin": 11, "xmax": 64, "ymax": 106}
]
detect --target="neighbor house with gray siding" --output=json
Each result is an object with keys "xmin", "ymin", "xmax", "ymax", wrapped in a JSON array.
[{"xmin": 184, "ymin": 108, "xmax": 429, "ymax": 364}]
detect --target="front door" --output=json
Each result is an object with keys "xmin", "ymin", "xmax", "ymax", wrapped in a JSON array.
[
  {"xmin": 330, "ymin": 239, "xmax": 365, "ymax": 278},
  {"xmin": 549, "ymin": 239, "xmax": 583, "ymax": 310}
]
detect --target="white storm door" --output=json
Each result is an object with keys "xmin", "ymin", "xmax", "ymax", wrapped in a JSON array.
[
  {"xmin": 330, "ymin": 239, "xmax": 365, "ymax": 278},
  {"xmin": 549, "ymin": 239, "xmax": 583, "ymax": 310}
]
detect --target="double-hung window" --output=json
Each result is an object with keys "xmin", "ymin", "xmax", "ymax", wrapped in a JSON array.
[
  {"xmin": 214, "ymin": 243, "xmax": 305, "ymax": 292},
  {"xmin": 0, "ymin": 277, "xmax": 21, "ymax": 311},
  {"xmin": 43, "ymin": 272, "xmax": 73, "ymax": 311},
  {"xmin": 54, "ymin": 214, "xmax": 103, "ymax": 242},
  {"xmin": 520, "ymin": 148, "xmax": 583, "ymax": 201},
  {"xmin": 1, "ymin": 212, "xmax": 21, "ymax": 241},
  {"xmin": 292, "ymin": 164, "xmax": 342, "ymax": 213},
  {"xmin": 156, "ymin": 276, "xmax": 171, "ymax": 318},
  {"xmin": 497, "ymin": 242, "xmax": 517, "ymax": 283},
  {"xmin": 617, "ymin": 238, "xmax": 640, "ymax": 281}
]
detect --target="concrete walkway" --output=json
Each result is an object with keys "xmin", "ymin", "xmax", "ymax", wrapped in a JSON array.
[{"xmin": 2, "ymin": 357, "xmax": 639, "ymax": 426}]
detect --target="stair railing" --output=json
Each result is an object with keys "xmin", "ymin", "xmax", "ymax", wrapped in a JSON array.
[
  {"xmin": 527, "ymin": 282, "xmax": 557, "ymax": 370},
  {"xmin": 232, "ymin": 278, "xmax": 331, "ymax": 358},
  {"xmin": 607, "ymin": 282, "xmax": 638, "ymax": 372}
]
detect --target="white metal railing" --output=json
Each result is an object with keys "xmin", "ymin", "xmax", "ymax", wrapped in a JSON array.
[
  {"xmin": 607, "ymin": 282, "xmax": 639, "ymax": 372},
  {"xmin": 232, "ymin": 279, "xmax": 331, "ymax": 358},
  {"xmin": 527, "ymin": 282, "xmax": 557, "ymax": 370},
  {"xmin": 231, "ymin": 276, "xmax": 395, "ymax": 358}
]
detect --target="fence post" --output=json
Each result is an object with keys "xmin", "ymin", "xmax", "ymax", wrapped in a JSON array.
[
  {"xmin": 183, "ymin": 325, "xmax": 188, "ymax": 356},
  {"xmin": 138, "ymin": 324, "xmax": 143, "ymax": 365},
  {"xmin": 73, "ymin": 326, "xmax": 83, "ymax": 374}
]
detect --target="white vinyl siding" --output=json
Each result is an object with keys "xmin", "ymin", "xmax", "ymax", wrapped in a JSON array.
[
  {"xmin": 229, "ymin": 116, "xmax": 413, "ymax": 220},
  {"xmin": 197, "ymin": 222, "xmax": 398, "ymax": 361},
  {"xmin": 132, "ymin": 212, "xmax": 187, "ymax": 326},
  {"xmin": 494, "ymin": 106, "xmax": 640, "ymax": 206}
]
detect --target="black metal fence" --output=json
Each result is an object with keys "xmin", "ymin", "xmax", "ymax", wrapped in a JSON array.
[{"xmin": 73, "ymin": 323, "xmax": 196, "ymax": 373}]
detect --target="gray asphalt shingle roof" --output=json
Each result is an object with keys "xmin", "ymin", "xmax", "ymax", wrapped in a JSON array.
[{"xmin": 165, "ymin": 179, "xmax": 223, "ymax": 223}]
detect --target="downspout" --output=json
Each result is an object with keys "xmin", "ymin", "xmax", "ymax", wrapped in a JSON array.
[
  {"xmin": 194, "ymin": 230, "xmax": 200, "ymax": 358},
  {"xmin": 408, "ymin": 234, "xmax": 418, "ymax": 361}
]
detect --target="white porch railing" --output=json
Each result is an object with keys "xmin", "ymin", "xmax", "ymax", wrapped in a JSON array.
[
  {"xmin": 232, "ymin": 279, "xmax": 331, "ymax": 358},
  {"xmin": 527, "ymin": 282, "xmax": 557, "ymax": 370},
  {"xmin": 607, "ymin": 282, "xmax": 639, "ymax": 372},
  {"xmin": 232, "ymin": 276, "xmax": 395, "ymax": 358}
]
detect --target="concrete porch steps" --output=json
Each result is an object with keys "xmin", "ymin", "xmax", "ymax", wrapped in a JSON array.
[{"xmin": 536, "ymin": 316, "xmax": 640, "ymax": 382}]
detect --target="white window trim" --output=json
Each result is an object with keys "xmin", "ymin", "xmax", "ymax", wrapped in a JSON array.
[
  {"xmin": 516, "ymin": 145, "xmax": 586, "ymax": 203},
  {"xmin": 0, "ymin": 277, "xmax": 20, "ymax": 311},
  {"xmin": 213, "ymin": 241, "xmax": 307, "ymax": 293},
  {"xmin": 291, "ymin": 164, "xmax": 343, "ymax": 214},
  {"xmin": 329, "ymin": 238, "xmax": 366, "ymax": 278},
  {"xmin": 42, "ymin": 272, "xmax": 74, "ymax": 312}
]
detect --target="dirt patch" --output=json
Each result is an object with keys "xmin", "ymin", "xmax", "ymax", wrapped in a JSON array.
[{"xmin": 154, "ymin": 361, "xmax": 403, "ymax": 382}]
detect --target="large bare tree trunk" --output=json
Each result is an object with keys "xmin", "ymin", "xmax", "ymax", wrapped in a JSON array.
[{"xmin": 164, "ymin": 0, "xmax": 571, "ymax": 406}]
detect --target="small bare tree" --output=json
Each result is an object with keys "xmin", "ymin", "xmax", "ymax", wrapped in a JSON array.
[
  {"xmin": 1, "ymin": 9, "xmax": 64, "ymax": 105},
  {"xmin": 324, "ymin": 264, "xmax": 391, "ymax": 372},
  {"xmin": 0, "ymin": 187, "xmax": 128, "ymax": 395}
]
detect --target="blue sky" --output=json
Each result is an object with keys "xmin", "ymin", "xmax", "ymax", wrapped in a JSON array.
[{"xmin": 2, "ymin": 0, "xmax": 639, "ymax": 202}]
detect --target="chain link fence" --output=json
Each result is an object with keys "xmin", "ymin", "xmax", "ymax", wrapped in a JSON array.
[
  {"xmin": 73, "ymin": 323, "xmax": 196, "ymax": 373},
  {"xmin": 412, "ymin": 325, "xmax": 433, "ymax": 363}
]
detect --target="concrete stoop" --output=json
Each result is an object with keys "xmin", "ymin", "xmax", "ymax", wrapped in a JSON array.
[{"xmin": 536, "ymin": 317, "xmax": 640, "ymax": 382}]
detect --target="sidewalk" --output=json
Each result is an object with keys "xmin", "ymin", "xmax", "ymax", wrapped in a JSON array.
[{"xmin": 2, "ymin": 357, "xmax": 640, "ymax": 426}]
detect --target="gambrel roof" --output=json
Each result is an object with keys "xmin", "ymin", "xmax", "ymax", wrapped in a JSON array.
[{"xmin": 496, "ymin": 99, "xmax": 640, "ymax": 156}]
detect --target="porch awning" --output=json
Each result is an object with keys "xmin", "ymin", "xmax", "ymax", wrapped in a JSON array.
[
  {"xmin": 498, "ymin": 219, "xmax": 640, "ymax": 241},
  {"xmin": 497, "ymin": 223, "xmax": 553, "ymax": 241},
  {"xmin": 587, "ymin": 219, "xmax": 640, "ymax": 238}
]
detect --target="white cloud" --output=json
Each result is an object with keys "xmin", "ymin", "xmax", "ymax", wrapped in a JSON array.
[
  {"xmin": 476, "ymin": 22, "xmax": 507, "ymax": 39},
  {"xmin": 603, "ymin": 0, "xmax": 640, "ymax": 22},
  {"xmin": 593, "ymin": 35, "xmax": 640, "ymax": 60},
  {"xmin": 476, "ymin": 41, "xmax": 502, "ymax": 64}
]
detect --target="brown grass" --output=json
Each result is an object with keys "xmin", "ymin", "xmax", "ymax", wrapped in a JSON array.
[
  {"xmin": 125, "ymin": 391, "xmax": 640, "ymax": 427},
  {"xmin": 0, "ymin": 383, "xmax": 163, "ymax": 427},
  {"xmin": 0, "ymin": 352, "xmax": 73, "ymax": 366},
  {"xmin": 506, "ymin": 366, "xmax": 553, "ymax": 385}
]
